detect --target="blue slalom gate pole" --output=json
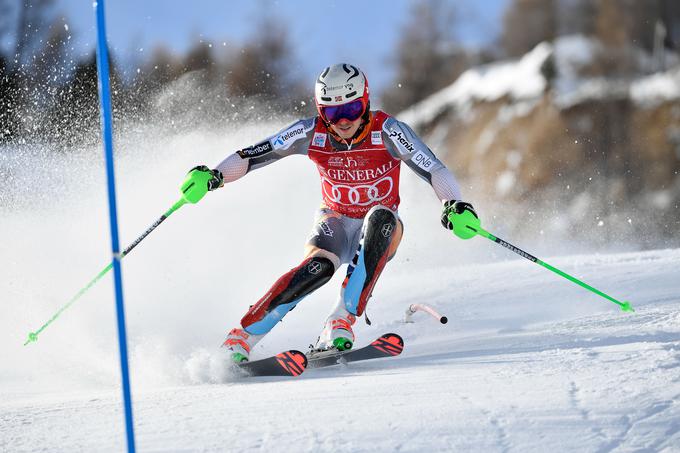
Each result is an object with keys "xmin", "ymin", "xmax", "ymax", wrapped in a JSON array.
[{"xmin": 94, "ymin": 1, "xmax": 136, "ymax": 452}]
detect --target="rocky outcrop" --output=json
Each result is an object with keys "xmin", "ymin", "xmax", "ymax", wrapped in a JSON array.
[{"xmin": 399, "ymin": 37, "xmax": 680, "ymax": 248}]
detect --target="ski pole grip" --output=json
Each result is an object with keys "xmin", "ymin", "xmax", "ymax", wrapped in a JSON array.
[
  {"xmin": 404, "ymin": 304, "xmax": 448, "ymax": 324},
  {"xmin": 447, "ymin": 211, "xmax": 481, "ymax": 240},
  {"xmin": 181, "ymin": 169, "xmax": 212, "ymax": 204}
]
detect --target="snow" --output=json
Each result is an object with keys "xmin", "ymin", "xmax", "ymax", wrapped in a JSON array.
[
  {"xmin": 2, "ymin": 248, "xmax": 680, "ymax": 452},
  {"xmin": 2, "ymin": 123, "xmax": 680, "ymax": 452},
  {"xmin": 398, "ymin": 43, "xmax": 551, "ymax": 127},
  {"xmin": 631, "ymin": 68, "xmax": 680, "ymax": 108}
]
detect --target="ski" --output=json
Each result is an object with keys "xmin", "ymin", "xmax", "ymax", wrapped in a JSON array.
[
  {"xmin": 236, "ymin": 350, "xmax": 308, "ymax": 377},
  {"xmin": 307, "ymin": 333, "xmax": 404, "ymax": 369}
]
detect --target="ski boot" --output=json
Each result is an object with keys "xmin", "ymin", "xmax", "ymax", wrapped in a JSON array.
[
  {"xmin": 222, "ymin": 328, "xmax": 263, "ymax": 363},
  {"xmin": 314, "ymin": 309, "xmax": 356, "ymax": 352}
]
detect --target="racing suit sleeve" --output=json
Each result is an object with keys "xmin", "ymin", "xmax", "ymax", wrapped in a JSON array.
[
  {"xmin": 382, "ymin": 117, "xmax": 462, "ymax": 202},
  {"xmin": 215, "ymin": 117, "xmax": 317, "ymax": 183}
]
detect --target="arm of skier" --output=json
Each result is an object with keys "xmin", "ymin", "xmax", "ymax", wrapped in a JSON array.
[
  {"xmin": 382, "ymin": 117, "xmax": 478, "ymax": 229},
  {"xmin": 189, "ymin": 117, "xmax": 317, "ymax": 189}
]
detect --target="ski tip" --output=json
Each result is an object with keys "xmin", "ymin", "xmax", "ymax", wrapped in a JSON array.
[{"xmin": 620, "ymin": 301, "xmax": 635, "ymax": 313}]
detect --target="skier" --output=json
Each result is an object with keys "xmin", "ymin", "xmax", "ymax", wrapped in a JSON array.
[{"xmin": 190, "ymin": 63, "xmax": 477, "ymax": 362}]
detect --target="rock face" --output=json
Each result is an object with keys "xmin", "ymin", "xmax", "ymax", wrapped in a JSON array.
[{"xmin": 399, "ymin": 37, "xmax": 680, "ymax": 249}]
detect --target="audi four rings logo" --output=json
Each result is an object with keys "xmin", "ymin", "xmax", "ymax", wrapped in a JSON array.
[{"xmin": 322, "ymin": 176, "xmax": 394, "ymax": 206}]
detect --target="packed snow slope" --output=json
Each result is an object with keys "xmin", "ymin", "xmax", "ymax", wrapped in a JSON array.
[{"xmin": 1, "ymin": 122, "xmax": 679, "ymax": 452}]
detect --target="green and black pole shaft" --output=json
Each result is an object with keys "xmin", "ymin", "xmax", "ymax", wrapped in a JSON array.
[
  {"xmin": 24, "ymin": 169, "xmax": 214, "ymax": 346},
  {"xmin": 448, "ymin": 210, "xmax": 634, "ymax": 313}
]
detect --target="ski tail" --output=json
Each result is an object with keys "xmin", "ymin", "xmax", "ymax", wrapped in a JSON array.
[
  {"xmin": 275, "ymin": 350, "xmax": 308, "ymax": 376},
  {"xmin": 370, "ymin": 333, "xmax": 403, "ymax": 356}
]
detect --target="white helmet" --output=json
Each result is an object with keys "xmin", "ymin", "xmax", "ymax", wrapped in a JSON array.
[{"xmin": 315, "ymin": 63, "xmax": 370, "ymax": 123}]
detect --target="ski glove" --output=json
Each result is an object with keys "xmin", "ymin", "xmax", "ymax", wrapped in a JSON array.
[
  {"xmin": 189, "ymin": 165, "xmax": 224, "ymax": 191},
  {"xmin": 441, "ymin": 200, "xmax": 477, "ymax": 230}
]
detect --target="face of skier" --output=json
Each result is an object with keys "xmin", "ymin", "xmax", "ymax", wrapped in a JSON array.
[{"xmin": 330, "ymin": 117, "xmax": 362, "ymax": 140}]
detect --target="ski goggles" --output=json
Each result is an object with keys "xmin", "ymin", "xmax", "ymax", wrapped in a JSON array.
[{"xmin": 320, "ymin": 99, "xmax": 366, "ymax": 124}]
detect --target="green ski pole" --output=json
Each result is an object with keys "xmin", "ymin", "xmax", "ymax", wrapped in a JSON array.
[
  {"xmin": 24, "ymin": 168, "xmax": 214, "ymax": 346},
  {"xmin": 447, "ymin": 210, "xmax": 634, "ymax": 313}
]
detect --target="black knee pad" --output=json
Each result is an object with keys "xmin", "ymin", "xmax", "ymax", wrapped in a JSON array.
[
  {"xmin": 342, "ymin": 207, "xmax": 398, "ymax": 316},
  {"xmin": 284, "ymin": 256, "xmax": 336, "ymax": 301},
  {"xmin": 363, "ymin": 207, "xmax": 398, "ymax": 267},
  {"xmin": 361, "ymin": 208, "xmax": 397, "ymax": 284}
]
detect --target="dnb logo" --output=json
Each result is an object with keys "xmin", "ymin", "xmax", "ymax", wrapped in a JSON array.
[
  {"xmin": 322, "ymin": 176, "xmax": 394, "ymax": 206},
  {"xmin": 412, "ymin": 150, "xmax": 433, "ymax": 170}
]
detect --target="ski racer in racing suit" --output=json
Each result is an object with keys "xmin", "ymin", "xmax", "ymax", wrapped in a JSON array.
[{"xmin": 190, "ymin": 63, "xmax": 478, "ymax": 362}]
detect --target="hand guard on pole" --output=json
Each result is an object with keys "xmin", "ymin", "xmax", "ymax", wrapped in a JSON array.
[
  {"xmin": 181, "ymin": 165, "xmax": 223, "ymax": 204},
  {"xmin": 441, "ymin": 200, "xmax": 479, "ymax": 239}
]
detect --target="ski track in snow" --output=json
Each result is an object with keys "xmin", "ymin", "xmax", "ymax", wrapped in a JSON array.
[
  {"xmin": 2, "ymin": 249, "xmax": 680, "ymax": 452},
  {"xmin": 2, "ymin": 133, "xmax": 680, "ymax": 451}
]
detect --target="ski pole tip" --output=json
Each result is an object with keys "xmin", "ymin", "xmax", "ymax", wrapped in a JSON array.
[
  {"xmin": 620, "ymin": 301, "xmax": 635, "ymax": 313},
  {"xmin": 24, "ymin": 332, "xmax": 38, "ymax": 346}
]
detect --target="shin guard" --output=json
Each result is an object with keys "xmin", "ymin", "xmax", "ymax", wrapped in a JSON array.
[
  {"xmin": 242, "ymin": 256, "xmax": 334, "ymax": 335},
  {"xmin": 342, "ymin": 206, "xmax": 398, "ymax": 316}
]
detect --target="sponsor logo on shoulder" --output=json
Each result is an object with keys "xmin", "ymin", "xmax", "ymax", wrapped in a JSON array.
[
  {"xmin": 388, "ymin": 130, "xmax": 415, "ymax": 153},
  {"xmin": 273, "ymin": 125, "xmax": 306, "ymax": 149},
  {"xmin": 371, "ymin": 131, "xmax": 383, "ymax": 145},
  {"xmin": 412, "ymin": 150, "xmax": 434, "ymax": 171},
  {"xmin": 237, "ymin": 140, "xmax": 273, "ymax": 158},
  {"xmin": 313, "ymin": 132, "xmax": 327, "ymax": 147}
]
